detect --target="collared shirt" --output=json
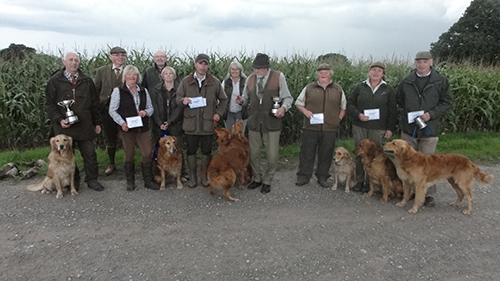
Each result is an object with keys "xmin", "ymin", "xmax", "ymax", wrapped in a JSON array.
[
  {"xmin": 363, "ymin": 78, "xmax": 387, "ymax": 93},
  {"xmin": 241, "ymin": 69, "xmax": 293, "ymax": 111},
  {"xmin": 108, "ymin": 84, "xmax": 154, "ymax": 126},
  {"xmin": 63, "ymin": 70, "xmax": 78, "ymax": 82},
  {"xmin": 294, "ymin": 80, "xmax": 347, "ymax": 109},
  {"xmin": 193, "ymin": 72, "xmax": 206, "ymax": 88}
]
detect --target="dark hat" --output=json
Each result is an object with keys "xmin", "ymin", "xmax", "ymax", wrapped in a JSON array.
[
  {"xmin": 195, "ymin": 53, "xmax": 210, "ymax": 64},
  {"xmin": 252, "ymin": 53, "xmax": 270, "ymax": 68},
  {"xmin": 110, "ymin": 46, "xmax": 126, "ymax": 54},
  {"xmin": 415, "ymin": 51, "xmax": 432, "ymax": 60},
  {"xmin": 317, "ymin": 63, "xmax": 331, "ymax": 71},
  {"xmin": 369, "ymin": 61, "xmax": 386, "ymax": 69}
]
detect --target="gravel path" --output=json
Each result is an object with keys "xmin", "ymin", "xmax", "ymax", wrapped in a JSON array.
[{"xmin": 1, "ymin": 163, "xmax": 499, "ymax": 281}]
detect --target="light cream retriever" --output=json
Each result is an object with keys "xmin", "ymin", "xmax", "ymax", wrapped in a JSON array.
[
  {"xmin": 384, "ymin": 139, "xmax": 493, "ymax": 215},
  {"xmin": 331, "ymin": 147, "xmax": 356, "ymax": 192},
  {"xmin": 27, "ymin": 134, "xmax": 76, "ymax": 198}
]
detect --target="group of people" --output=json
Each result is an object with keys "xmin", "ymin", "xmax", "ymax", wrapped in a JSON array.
[{"xmin": 45, "ymin": 48, "xmax": 452, "ymax": 205}]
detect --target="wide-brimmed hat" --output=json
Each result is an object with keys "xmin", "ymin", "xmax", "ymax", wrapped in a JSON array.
[{"xmin": 252, "ymin": 53, "xmax": 270, "ymax": 68}]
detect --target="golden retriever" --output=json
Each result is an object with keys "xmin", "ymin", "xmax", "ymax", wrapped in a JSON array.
[
  {"xmin": 354, "ymin": 139, "xmax": 404, "ymax": 202},
  {"xmin": 154, "ymin": 135, "xmax": 183, "ymax": 190},
  {"xmin": 384, "ymin": 139, "xmax": 494, "ymax": 215},
  {"xmin": 27, "ymin": 134, "xmax": 76, "ymax": 198},
  {"xmin": 331, "ymin": 147, "xmax": 355, "ymax": 192}
]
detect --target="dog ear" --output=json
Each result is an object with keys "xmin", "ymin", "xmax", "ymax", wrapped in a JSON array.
[
  {"xmin": 50, "ymin": 136, "xmax": 56, "ymax": 151},
  {"xmin": 67, "ymin": 135, "xmax": 73, "ymax": 150}
]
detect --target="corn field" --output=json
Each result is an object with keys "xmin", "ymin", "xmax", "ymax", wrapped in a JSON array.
[{"xmin": 1, "ymin": 48, "xmax": 499, "ymax": 151}]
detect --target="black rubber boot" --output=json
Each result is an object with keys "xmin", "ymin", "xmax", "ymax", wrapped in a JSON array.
[
  {"xmin": 124, "ymin": 161, "xmax": 136, "ymax": 191},
  {"xmin": 142, "ymin": 162, "xmax": 160, "ymax": 190},
  {"xmin": 200, "ymin": 155, "xmax": 212, "ymax": 187},
  {"xmin": 187, "ymin": 155, "xmax": 197, "ymax": 188}
]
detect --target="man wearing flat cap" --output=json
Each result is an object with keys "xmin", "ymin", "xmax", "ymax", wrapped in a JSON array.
[
  {"xmin": 294, "ymin": 63, "xmax": 346, "ymax": 188},
  {"xmin": 94, "ymin": 46, "xmax": 127, "ymax": 176},
  {"xmin": 396, "ymin": 51, "xmax": 453, "ymax": 207},
  {"xmin": 347, "ymin": 61, "xmax": 397, "ymax": 193},
  {"xmin": 176, "ymin": 53, "xmax": 228, "ymax": 188},
  {"xmin": 236, "ymin": 53, "xmax": 293, "ymax": 194}
]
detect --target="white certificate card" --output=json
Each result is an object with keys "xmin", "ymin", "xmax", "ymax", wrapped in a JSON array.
[
  {"xmin": 189, "ymin": 97, "xmax": 207, "ymax": 109},
  {"xmin": 126, "ymin": 116, "xmax": 143, "ymax": 128},
  {"xmin": 310, "ymin": 113, "xmax": 324, "ymax": 124},
  {"xmin": 408, "ymin": 110, "xmax": 424, "ymax": 123},
  {"xmin": 364, "ymin": 109, "xmax": 380, "ymax": 120}
]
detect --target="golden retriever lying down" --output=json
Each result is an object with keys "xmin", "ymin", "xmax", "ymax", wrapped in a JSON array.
[
  {"xmin": 154, "ymin": 135, "xmax": 183, "ymax": 190},
  {"xmin": 331, "ymin": 147, "xmax": 355, "ymax": 192},
  {"xmin": 384, "ymin": 139, "xmax": 493, "ymax": 215},
  {"xmin": 354, "ymin": 139, "xmax": 404, "ymax": 202},
  {"xmin": 27, "ymin": 134, "xmax": 76, "ymax": 198}
]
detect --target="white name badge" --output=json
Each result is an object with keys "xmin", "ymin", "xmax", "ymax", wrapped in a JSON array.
[
  {"xmin": 310, "ymin": 113, "xmax": 324, "ymax": 124},
  {"xmin": 189, "ymin": 97, "xmax": 207, "ymax": 109},
  {"xmin": 408, "ymin": 110, "xmax": 424, "ymax": 123},
  {"xmin": 364, "ymin": 109, "xmax": 380, "ymax": 120},
  {"xmin": 126, "ymin": 116, "xmax": 143, "ymax": 128}
]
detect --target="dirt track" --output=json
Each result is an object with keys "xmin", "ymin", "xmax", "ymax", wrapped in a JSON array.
[{"xmin": 1, "ymin": 163, "xmax": 499, "ymax": 281}]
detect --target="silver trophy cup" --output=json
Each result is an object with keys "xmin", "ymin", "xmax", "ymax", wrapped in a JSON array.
[
  {"xmin": 271, "ymin": 96, "xmax": 281, "ymax": 115},
  {"xmin": 57, "ymin": 100, "xmax": 79, "ymax": 125},
  {"xmin": 414, "ymin": 116, "xmax": 427, "ymax": 129}
]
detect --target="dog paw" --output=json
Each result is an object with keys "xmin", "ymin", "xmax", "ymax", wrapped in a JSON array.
[
  {"xmin": 56, "ymin": 193, "xmax": 63, "ymax": 199},
  {"xmin": 71, "ymin": 190, "xmax": 78, "ymax": 196},
  {"xmin": 408, "ymin": 207, "xmax": 419, "ymax": 213},
  {"xmin": 363, "ymin": 192, "xmax": 372, "ymax": 197},
  {"xmin": 177, "ymin": 185, "xmax": 183, "ymax": 190},
  {"xmin": 345, "ymin": 189, "xmax": 350, "ymax": 193},
  {"xmin": 462, "ymin": 209, "xmax": 472, "ymax": 215},
  {"xmin": 379, "ymin": 198, "xmax": 388, "ymax": 203},
  {"xmin": 396, "ymin": 201, "xmax": 407, "ymax": 207},
  {"xmin": 332, "ymin": 185, "xmax": 337, "ymax": 190}
]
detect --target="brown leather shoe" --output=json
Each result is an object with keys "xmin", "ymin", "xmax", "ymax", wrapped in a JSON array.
[
  {"xmin": 105, "ymin": 164, "xmax": 116, "ymax": 175},
  {"xmin": 247, "ymin": 181, "xmax": 262, "ymax": 190},
  {"xmin": 424, "ymin": 196, "xmax": 436, "ymax": 207},
  {"xmin": 260, "ymin": 184, "xmax": 271, "ymax": 193}
]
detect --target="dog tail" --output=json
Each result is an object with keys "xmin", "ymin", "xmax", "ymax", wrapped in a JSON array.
[
  {"xmin": 27, "ymin": 182, "xmax": 44, "ymax": 191},
  {"xmin": 473, "ymin": 165, "xmax": 494, "ymax": 184}
]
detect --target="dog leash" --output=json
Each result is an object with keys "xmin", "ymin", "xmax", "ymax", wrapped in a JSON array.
[{"xmin": 410, "ymin": 123, "xmax": 431, "ymax": 145}]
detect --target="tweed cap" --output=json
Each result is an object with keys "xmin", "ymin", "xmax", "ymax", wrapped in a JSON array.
[
  {"xmin": 195, "ymin": 53, "xmax": 210, "ymax": 64},
  {"xmin": 369, "ymin": 61, "xmax": 386, "ymax": 69},
  {"xmin": 317, "ymin": 63, "xmax": 331, "ymax": 71},
  {"xmin": 110, "ymin": 46, "xmax": 126, "ymax": 54},
  {"xmin": 415, "ymin": 51, "xmax": 432, "ymax": 60},
  {"xmin": 252, "ymin": 53, "xmax": 270, "ymax": 68}
]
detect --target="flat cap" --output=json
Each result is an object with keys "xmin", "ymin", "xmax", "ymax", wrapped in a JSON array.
[
  {"xmin": 252, "ymin": 53, "xmax": 270, "ymax": 68},
  {"xmin": 369, "ymin": 61, "xmax": 386, "ymax": 69},
  {"xmin": 110, "ymin": 46, "xmax": 126, "ymax": 54},
  {"xmin": 317, "ymin": 63, "xmax": 331, "ymax": 71},
  {"xmin": 415, "ymin": 51, "xmax": 432, "ymax": 60}
]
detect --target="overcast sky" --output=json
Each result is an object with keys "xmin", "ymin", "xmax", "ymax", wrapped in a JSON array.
[{"xmin": 0, "ymin": 0, "xmax": 472, "ymax": 61}]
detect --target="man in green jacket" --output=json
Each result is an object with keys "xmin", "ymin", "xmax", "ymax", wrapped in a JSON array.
[
  {"xmin": 176, "ymin": 54, "xmax": 228, "ymax": 188},
  {"xmin": 94, "ymin": 46, "xmax": 126, "ymax": 176},
  {"xmin": 45, "ymin": 52, "xmax": 104, "ymax": 191},
  {"xmin": 397, "ymin": 51, "xmax": 454, "ymax": 207}
]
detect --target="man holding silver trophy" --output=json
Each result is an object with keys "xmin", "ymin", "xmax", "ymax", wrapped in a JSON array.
[{"xmin": 45, "ymin": 52, "xmax": 105, "ymax": 192}]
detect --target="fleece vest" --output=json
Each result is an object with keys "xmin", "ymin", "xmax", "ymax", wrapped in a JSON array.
[{"xmin": 302, "ymin": 82, "xmax": 342, "ymax": 131}]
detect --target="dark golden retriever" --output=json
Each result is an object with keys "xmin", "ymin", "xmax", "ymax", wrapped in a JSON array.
[
  {"xmin": 354, "ymin": 139, "xmax": 404, "ymax": 202},
  {"xmin": 331, "ymin": 147, "xmax": 355, "ymax": 192},
  {"xmin": 154, "ymin": 135, "xmax": 183, "ymax": 190},
  {"xmin": 384, "ymin": 139, "xmax": 494, "ymax": 215},
  {"xmin": 27, "ymin": 134, "xmax": 76, "ymax": 198}
]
